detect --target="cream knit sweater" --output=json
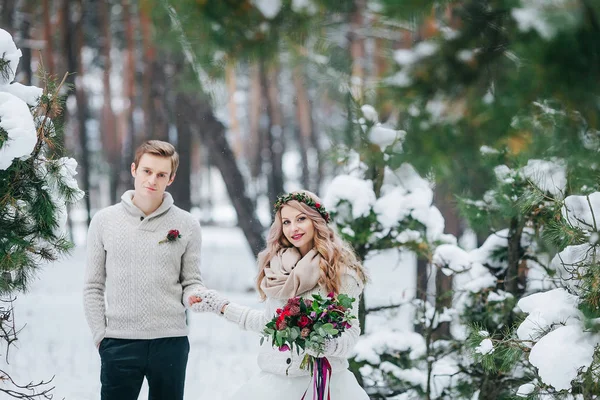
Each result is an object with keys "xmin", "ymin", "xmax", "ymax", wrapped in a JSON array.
[
  {"xmin": 83, "ymin": 190, "xmax": 205, "ymax": 345},
  {"xmin": 223, "ymin": 270, "xmax": 364, "ymax": 377}
]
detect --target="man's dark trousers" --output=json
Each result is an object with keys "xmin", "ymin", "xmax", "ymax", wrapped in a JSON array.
[{"xmin": 99, "ymin": 336, "xmax": 189, "ymax": 400}]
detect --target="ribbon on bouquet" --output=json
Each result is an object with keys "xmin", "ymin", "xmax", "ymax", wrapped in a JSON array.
[{"xmin": 301, "ymin": 356, "xmax": 332, "ymax": 400}]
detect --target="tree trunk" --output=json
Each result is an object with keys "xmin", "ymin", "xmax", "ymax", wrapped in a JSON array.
[
  {"xmin": 292, "ymin": 65, "xmax": 311, "ymax": 191},
  {"xmin": 42, "ymin": 0, "xmax": 65, "ymax": 159},
  {"xmin": 42, "ymin": 0, "xmax": 55, "ymax": 77},
  {"xmin": 348, "ymin": 0, "xmax": 366, "ymax": 99},
  {"xmin": 98, "ymin": 0, "xmax": 119, "ymax": 204},
  {"xmin": 181, "ymin": 93, "xmax": 265, "ymax": 258},
  {"xmin": 248, "ymin": 63, "xmax": 262, "ymax": 179},
  {"xmin": 505, "ymin": 216, "xmax": 525, "ymax": 296},
  {"xmin": 170, "ymin": 59, "xmax": 192, "ymax": 212},
  {"xmin": 119, "ymin": 0, "xmax": 137, "ymax": 195},
  {"xmin": 260, "ymin": 60, "xmax": 285, "ymax": 206},
  {"xmin": 226, "ymin": 62, "xmax": 242, "ymax": 159},
  {"xmin": 18, "ymin": 4, "xmax": 33, "ymax": 85},
  {"xmin": 479, "ymin": 375, "xmax": 503, "ymax": 400},
  {"xmin": 432, "ymin": 182, "xmax": 461, "ymax": 339},
  {"xmin": 350, "ymin": 251, "xmax": 368, "ymax": 387},
  {"xmin": 414, "ymin": 257, "xmax": 429, "ymax": 334},
  {"xmin": 308, "ymin": 107, "xmax": 323, "ymax": 193},
  {"xmin": 64, "ymin": 0, "xmax": 91, "ymax": 225},
  {"xmin": 140, "ymin": 4, "xmax": 168, "ymax": 141},
  {"xmin": 0, "ymin": 0, "xmax": 16, "ymax": 34}
]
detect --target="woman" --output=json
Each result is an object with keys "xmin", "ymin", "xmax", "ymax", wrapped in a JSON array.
[{"xmin": 193, "ymin": 190, "xmax": 369, "ymax": 399}]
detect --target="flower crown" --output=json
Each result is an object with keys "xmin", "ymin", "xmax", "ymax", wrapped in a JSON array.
[{"xmin": 273, "ymin": 192, "xmax": 331, "ymax": 223}]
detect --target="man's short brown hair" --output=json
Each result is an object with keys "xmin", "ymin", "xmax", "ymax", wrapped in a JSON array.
[{"xmin": 133, "ymin": 140, "xmax": 179, "ymax": 178}]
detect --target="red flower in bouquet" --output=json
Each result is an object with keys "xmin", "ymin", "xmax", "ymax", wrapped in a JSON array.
[
  {"xmin": 298, "ymin": 315, "xmax": 312, "ymax": 328},
  {"xmin": 262, "ymin": 293, "xmax": 355, "ymax": 355},
  {"xmin": 261, "ymin": 293, "xmax": 356, "ymax": 399}
]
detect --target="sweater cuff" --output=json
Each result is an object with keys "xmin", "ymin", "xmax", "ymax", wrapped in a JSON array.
[
  {"xmin": 94, "ymin": 330, "xmax": 105, "ymax": 347},
  {"xmin": 223, "ymin": 302, "xmax": 246, "ymax": 325}
]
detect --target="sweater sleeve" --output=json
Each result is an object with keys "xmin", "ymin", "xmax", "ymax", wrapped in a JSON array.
[
  {"xmin": 83, "ymin": 214, "xmax": 107, "ymax": 346},
  {"xmin": 223, "ymin": 302, "xmax": 269, "ymax": 333},
  {"xmin": 180, "ymin": 218, "xmax": 206, "ymax": 305},
  {"xmin": 319, "ymin": 272, "xmax": 364, "ymax": 358}
]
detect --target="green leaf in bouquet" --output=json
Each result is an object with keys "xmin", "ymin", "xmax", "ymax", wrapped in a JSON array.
[
  {"xmin": 322, "ymin": 323, "xmax": 339, "ymax": 336},
  {"xmin": 275, "ymin": 331, "xmax": 283, "ymax": 347},
  {"xmin": 312, "ymin": 294, "xmax": 324, "ymax": 302},
  {"xmin": 337, "ymin": 294, "xmax": 355, "ymax": 309},
  {"xmin": 265, "ymin": 320, "xmax": 276, "ymax": 329},
  {"xmin": 290, "ymin": 326, "xmax": 301, "ymax": 341},
  {"xmin": 263, "ymin": 327, "xmax": 274, "ymax": 335}
]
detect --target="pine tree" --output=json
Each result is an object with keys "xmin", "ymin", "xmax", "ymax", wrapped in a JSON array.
[
  {"xmin": 0, "ymin": 28, "xmax": 83, "ymax": 399},
  {"xmin": 363, "ymin": 0, "xmax": 600, "ymax": 398},
  {"xmin": 323, "ymin": 103, "xmax": 469, "ymax": 397}
]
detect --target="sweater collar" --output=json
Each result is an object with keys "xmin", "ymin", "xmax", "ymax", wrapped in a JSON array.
[{"xmin": 120, "ymin": 190, "xmax": 174, "ymax": 220}]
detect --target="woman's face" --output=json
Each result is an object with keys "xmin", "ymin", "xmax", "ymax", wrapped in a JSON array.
[{"xmin": 280, "ymin": 205, "xmax": 315, "ymax": 256}]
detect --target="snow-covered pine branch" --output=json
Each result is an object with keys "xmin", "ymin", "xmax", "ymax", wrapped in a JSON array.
[
  {"xmin": 508, "ymin": 193, "xmax": 600, "ymax": 396},
  {"xmin": 0, "ymin": 29, "xmax": 83, "ymax": 291}
]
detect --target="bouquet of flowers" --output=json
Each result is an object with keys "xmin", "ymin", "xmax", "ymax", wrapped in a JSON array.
[{"xmin": 261, "ymin": 292, "xmax": 356, "ymax": 400}]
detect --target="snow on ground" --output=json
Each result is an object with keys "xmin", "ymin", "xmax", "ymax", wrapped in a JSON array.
[
  {"xmin": 5, "ymin": 227, "xmax": 260, "ymax": 400},
  {"xmin": 2, "ymin": 226, "xmax": 413, "ymax": 399}
]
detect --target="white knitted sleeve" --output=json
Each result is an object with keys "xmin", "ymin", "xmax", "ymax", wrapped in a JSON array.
[
  {"xmin": 83, "ymin": 214, "xmax": 107, "ymax": 346},
  {"xmin": 223, "ymin": 302, "xmax": 269, "ymax": 333},
  {"xmin": 319, "ymin": 273, "xmax": 364, "ymax": 358},
  {"xmin": 181, "ymin": 219, "xmax": 206, "ymax": 304}
]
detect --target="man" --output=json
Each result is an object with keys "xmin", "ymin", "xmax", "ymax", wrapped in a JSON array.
[{"xmin": 84, "ymin": 140, "xmax": 218, "ymax": 399}]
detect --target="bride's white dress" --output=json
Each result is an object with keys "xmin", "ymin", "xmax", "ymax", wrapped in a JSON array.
[{"xmin": 223, "ymin": 270, "xmax": 369, "ymax": 400}]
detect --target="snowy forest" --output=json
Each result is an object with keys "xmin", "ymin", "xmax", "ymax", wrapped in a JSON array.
[{"xmin": 1, "ymin": 0, "xmax": 600, "ymax": 399}]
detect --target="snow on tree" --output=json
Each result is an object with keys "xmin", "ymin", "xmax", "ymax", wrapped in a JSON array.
[
  {"xmin": 0, "ymin": 28, "xmax": 83, "ymax": 399},
  {"xmin": 479, "ymin": 192, "xmax": 600, "ymax": 398},
  {"xmin": 324, "ymin": 95, "xmax": 600, "ymax": 399},
  {"xmin": 361, "ymin": 0, "xmax": 600, "ymax": 397}
]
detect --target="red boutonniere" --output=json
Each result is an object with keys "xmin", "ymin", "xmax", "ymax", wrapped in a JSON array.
[{"xmin": 159, "ymin": 229, "xmax": 181, "ymax": 244}]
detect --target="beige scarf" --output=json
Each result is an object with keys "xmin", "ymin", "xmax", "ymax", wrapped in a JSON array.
[{"xmin": 260, "ymin": 247, "xmax": 322, "ymax": 299}]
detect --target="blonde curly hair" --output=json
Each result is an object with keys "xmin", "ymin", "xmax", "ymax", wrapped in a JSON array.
[{"xmin": 256, "ymin": 190, "xmax": 366, "ymax": 300}]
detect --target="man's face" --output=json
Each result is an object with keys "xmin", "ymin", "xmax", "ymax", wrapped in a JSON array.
[{"xmin": 131, "ymin": 153, "xmax": 175, "ymax": 200}]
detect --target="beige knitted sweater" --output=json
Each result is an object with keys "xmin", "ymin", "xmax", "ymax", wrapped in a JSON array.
[
  {"xmin": 223, "ymin": 269, "xmax": 364, "ymax": 376},
  {"xmin": 83, "ymin": 190, "xmax": 205, "ymax": 345}
]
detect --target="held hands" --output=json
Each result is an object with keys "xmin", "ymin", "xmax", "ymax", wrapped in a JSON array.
[
  {"xmin": 188, "ymin": 294, "xmax": 203, "ymax": 307},
  {"xmin": 188, "ymin": 289, "xmax": 230, "ymax": 315}
]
